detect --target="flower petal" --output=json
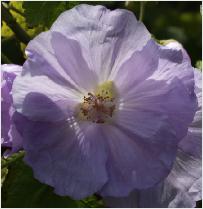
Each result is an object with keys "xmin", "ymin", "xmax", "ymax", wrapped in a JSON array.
[
  {"xmin": 104, "ymin": 183, "xmax": 196, "ymax": 208},
  {"xmin": 166, "ymin": 149, "xmax": 201, "ymax": 199},
  {"xmin": 115, "ymin": 77, "xmax": 196, "ymax": 141},
  {"xmin": 25, "ymin": 31, "xmax": 86, "ymax": 93},
  {"xmin": 105, "ymin": 75, "xmax": 201, "ymax": 207},
  {"xmin": 179, "ymin": 68, "xmax": 201, "ymax": 159},
  {"xmin": 50, "ymin": 4, "xmax": 151, "ymax": 82},
  {"xmin": 23, "ymin": 120, "xmax": 108, "ymax": 199},
  {"xmin": 1, "ymin": 64, "xmax": 21, "ymax": 147},
  {"xmin": 191, "ymin": 69, "xmax": 202, "ymax": 126},
  {"xmin": 136, "ymin": 145, "xmax": 201, "ymax": 208},
  {"xmin": 51, "ymin": 32, "xmax": 98, "ymax": 92},
  {"xmin": 159, "ymin": 40, "xmax": 191, "ymax": 64},
  {"xmin": 179, "ymin": 127, "xmax": 201, "ymax": 159},
  {"xmin": 99, "ymin": 124, "xmax": 177, "ymax": 197},
  {"xmin": 153, "ymin": 42, "xmax": 195, "ymax": 94},
  {"xmin": 104, "ymin": 76, "xmax": 196, "ymax": 196},
  {"xmin": 112, "ymin": 40, "xmax": 159, "ymax": 94},
  {"xmin": 188, "ymin": 178, "xmax": 202, "ymax": 202},
  {"xmin": 13, "ymin": 73, "xmax": 80, "ymax": 122},
  {"xmin": 5, "ymin": 123, "xmax": 23, "ymax": 156}
]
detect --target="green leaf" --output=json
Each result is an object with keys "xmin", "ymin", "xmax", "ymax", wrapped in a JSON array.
[
  {"xmin": 2, "ymin": 2, "xmax": 43, "ymax": 40},
  {"xmin": 195, "ymin": 60, "xmax": 202, "ymax": 71},
  {"xmin": 1, "ymin": 21, "xmax": 14, "ymax": 38},
  {"xmin": 158, "ymin": 39, "xmax": 177, "ymax": 45},
  {"xmin": 1, "ymin": 151, "xmax": 25, "ymax": 169},
  {"xmin": 1, "ymin": 167, "xmax": 8, "ymax": 186},
  {"xmin": 2, "ymin": 158, "xmax": 79, "ymax": 207},
  {"xmin": 81, "ymin": 195, "xmax": 105, "ymax": 208},
  {"xmin": 9, "ymin": 1, "xmax": 46, "ymax": 39},
  {"xmin": 22, "ymin": 2, "xmax": 67, "ymax": 28},
  {"xmin": 22, "ymin": 2, "xmax": 81, "ymax": 29}
]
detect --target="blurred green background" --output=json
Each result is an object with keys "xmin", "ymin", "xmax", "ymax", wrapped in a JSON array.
[{"xmin": 1, "ymin": 1, "xmax": 202, "ymax": 67}]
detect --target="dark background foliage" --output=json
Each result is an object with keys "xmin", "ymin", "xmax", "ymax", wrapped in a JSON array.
[{"xmin": 1, "ymin": 1, "xmax": 202, "ymax": 208}]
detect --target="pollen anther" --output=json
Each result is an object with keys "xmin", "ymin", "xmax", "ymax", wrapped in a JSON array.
[
  {"xmin": 77, "ymin": 81, "xmax": 116, "ymax": 123},
  {"xmin": 79, "ymin": 92, "xmax": 115, "ymax": 123}
]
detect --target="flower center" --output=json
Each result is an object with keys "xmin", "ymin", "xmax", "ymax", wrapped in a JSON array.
[{"xmin": 77, "ymin": 81, "xmax": 116, "ymax": 123}]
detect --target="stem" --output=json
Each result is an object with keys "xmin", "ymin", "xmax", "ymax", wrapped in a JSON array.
[
  {"xmin": 139, "ymin": 1, "xmax": 145, "ymax": 21},
  {"xmin": 1, "ymin": 151, "xmax": 25, "ymax": 169},
  {"xmin": 1, "ymin": 4, "xmax": 30, "ymax": 44}
]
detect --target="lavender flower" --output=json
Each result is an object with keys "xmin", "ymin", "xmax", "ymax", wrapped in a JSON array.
[
  {"xmin": 1, "ymin": 64, "xmax": 23, "ymax": 156},
  {"xmin": 104, "ymin": 41, "xmax": 202, "ymax": 208},
  {"xmin": 12, "ymin": 5, "xmax": 197, "ymax": 200}
]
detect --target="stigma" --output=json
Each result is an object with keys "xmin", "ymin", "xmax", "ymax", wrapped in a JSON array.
[{"xmin": 77, "ymin": 81, "xmax": 116, "ymax": 123}]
